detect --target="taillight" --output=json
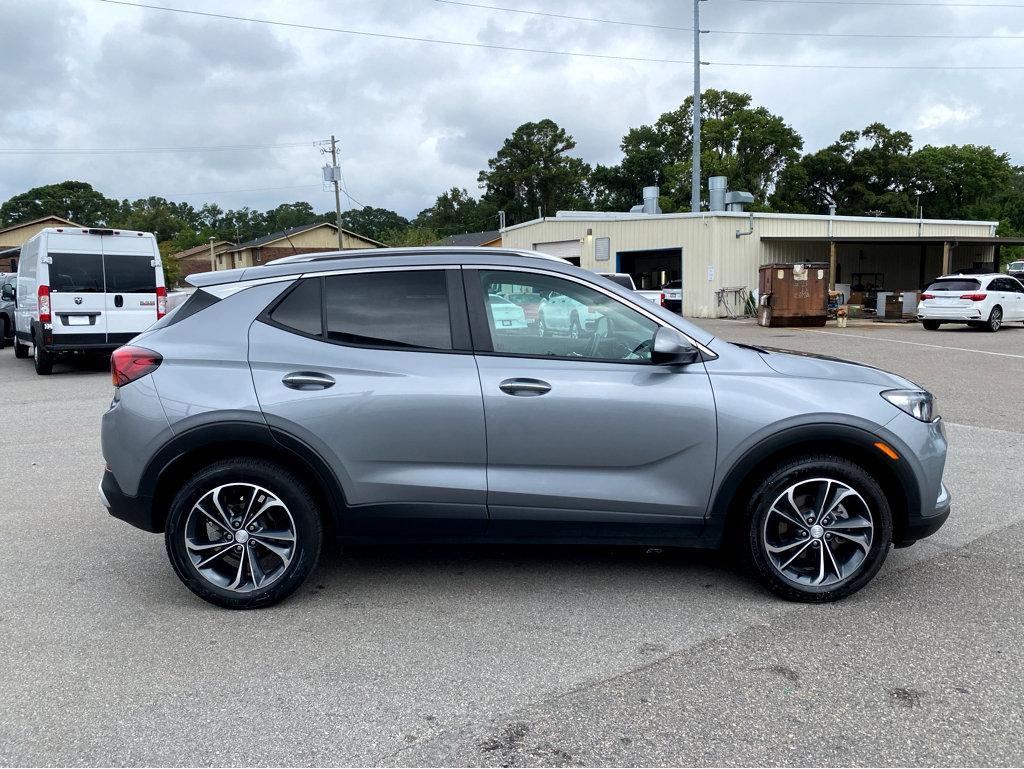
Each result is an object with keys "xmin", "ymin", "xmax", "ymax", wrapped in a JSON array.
[
  {"xmin": 156, "ymin": 286, "xmax": 167, "ymax": 319},
  {"xmin": 919, "ymin": 293, "xmax": 934, "ymax": 300},
  {"xmin": 38, "ymin": 285, "xmax": 51, "ymax": 323},
  {"xmin": 659, "ymin": 292, "xmax": 666, "ymax": 307},
  {"xmin": 111, "ymin": 346, "xmax": 162, "ymax": 387},
  {"xmin": 960, "ymin": 293, "xmax": 987, "ymax": 301}
]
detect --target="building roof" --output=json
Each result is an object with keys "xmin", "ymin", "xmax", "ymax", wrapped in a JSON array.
[
  {"xmin": 761, "ymin": 235, "xmax": 1024, "ymax": 245},
  {"xmin": 0, "ymin": 214, "xmax": 83, "ymax": 235},
  {"xmin": 435, "ymin": 230, "xmax": 501, "ymax": 247},
  {"xmin": 170, "ymin": 240, "xmax": 232, "ymax": 261},
  {"xmin": 227, "ymin": 221, "xmax": 386, "ymax": 252}
]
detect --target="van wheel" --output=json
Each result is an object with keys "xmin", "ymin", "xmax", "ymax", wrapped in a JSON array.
[
  {"xmin": 985, "ymin": 306, "xmax": 1002, "ymax": 332},
  {"xmin": 0, "ymin": 319, "xmax": 5, "ymax": 349},
  {"xmin": 33, "ymin": 339, "xmax": 53, "ymax": 375},
  {"xmin": 741, "ymin": 454, "xmax": 892, "ymax": 602},
  {"xmin": 921, "ymin": 320, "xmax": 940, "ymax": 331},
  {"xmin": 14, "ymin": 338, "xmax": 30, "ymax": 358},
  {"xmin": 164, "ymin": 458, "xmax": 323, "ymax": 609}
]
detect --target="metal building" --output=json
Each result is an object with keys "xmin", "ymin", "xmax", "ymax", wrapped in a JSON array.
[{"xmin": 500, "ymin": 205, "xmax": 1022, "ymax": 318}]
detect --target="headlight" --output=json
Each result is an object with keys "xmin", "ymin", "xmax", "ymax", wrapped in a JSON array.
[{"xmin": 881, "ymin": 389, "xmax": 938, "ymax": 422}]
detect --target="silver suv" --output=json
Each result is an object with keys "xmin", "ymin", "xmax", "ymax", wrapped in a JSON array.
[{"xmin": 99, "ymin": 248, "xmax": 951, "ymax": 609}]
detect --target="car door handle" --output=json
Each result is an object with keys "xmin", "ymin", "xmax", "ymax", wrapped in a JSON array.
[
  {"xmin": 499, "ymin": 378, "xmax": 551, "ymax": 396},
  {"xmin": 282, "ymin": 372, "xmax": 336, "ymax": 390}
]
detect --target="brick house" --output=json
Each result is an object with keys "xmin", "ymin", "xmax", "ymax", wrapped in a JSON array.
[{"xmin": 217, "ymin": 222, "xmax": 385, "ymax": 270}]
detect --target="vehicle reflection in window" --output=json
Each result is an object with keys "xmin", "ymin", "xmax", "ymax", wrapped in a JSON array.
[{"xmin": 480, "ymin": 271, "xmax": 659, "ymax": 362}]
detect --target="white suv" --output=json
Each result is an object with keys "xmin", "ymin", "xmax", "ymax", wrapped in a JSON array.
[{"xmin": 917, "ymin": 273, "xmax": 1024, "ymax": 332}]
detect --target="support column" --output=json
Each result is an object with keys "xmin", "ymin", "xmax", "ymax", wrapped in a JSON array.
[
  {"xmin": 918, "ymin": 244, "xmax": 926, "ymax": 289},
  {"xmin": 828, "ymin": 241, "xmax": 837, "ymax": 290},
  {"xmin": 994, "ymin": 244, "xmax": 1001, "ymax": 273},
  {"xmin": 941, "ymin": 241, "xmax": 952, "ymax": 276}
]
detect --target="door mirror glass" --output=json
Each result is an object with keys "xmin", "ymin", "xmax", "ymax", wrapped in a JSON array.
[
  {"xmin": 651, "ymin": 327, "xmax": 700, "ymax": 365},
  {"xmin": 1, "ymin": 283, "xmax": 13, "ymax": 302}
]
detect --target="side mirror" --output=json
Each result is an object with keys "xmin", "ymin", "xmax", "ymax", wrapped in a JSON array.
[
  {"xmin": 651, "ymin": 326, "xmax": 700, "ymax": 366},
  {"xmin": 1, "ymin": 283, "xmax": 13, "ymax": 302}
]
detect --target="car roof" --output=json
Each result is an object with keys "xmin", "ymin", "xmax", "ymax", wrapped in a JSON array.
[{"xmin": 187, "ymin": 247, "xmax": 569, "ymax": 288}]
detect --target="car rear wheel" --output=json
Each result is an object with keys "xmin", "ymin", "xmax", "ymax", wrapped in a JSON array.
[
  {"xmin": 742, "ymin": 454, "xmax": 892, "ymax": 602},
  {"xmin": 33, "ymin": 338, "xmax": 53, "ymax": 375},
  {"xmin": 921, "ymin": 320, "xmax": 940, "ymax": 331},
  {"xmin": 985, "ymin": 306, "xmax": 1002, "ymax": 332},
  {"xmin": 569, "ymin": 314, "xmax": 582, "ymax": 339},
  {"xmin": 165, "ymin": 458, "xmax": 322, "ymax": 609},
  {"xmin": 14, "ymin": 338, "xmax": 30, "ymax": 358}
]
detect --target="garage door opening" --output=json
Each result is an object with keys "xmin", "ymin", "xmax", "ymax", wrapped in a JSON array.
[
  {"xmin": 533, "ymin": 240, "xmax": 581, "ymax": 266},
  {"xmin": 616, "ymin": 248, "xmax": 682, "ymax": 291}
]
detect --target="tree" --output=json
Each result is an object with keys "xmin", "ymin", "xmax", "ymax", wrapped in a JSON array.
[
  {"xmin": 0, "ymin": 180, "xmax": 122, "ymax": 227},
  {"xmin": 592, "ymin": 90, "xmax": 803, "ymax": 212},
  {"xmin": 382, "ymin": 225, "xmax": 438, "ymax": 246},
  {"xmin": 341, "ymin": 206, "xmax": 409, "ymax": 242},
  {"xmin": 478, "ymin": 119, "xmax": 591, "ymax": 224},
  {"xmin": 913, "ymin": 144, "xmax": 1015, "ymax": 222},
  {"xmin": 414, "ymin": 188, "xmax": 497, "ymax": 237}
]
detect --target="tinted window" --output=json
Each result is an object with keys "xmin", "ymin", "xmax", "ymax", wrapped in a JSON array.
[
  {"xmin": 325, "ymin": 270, "xmax": 452, "ymax": 350},
  {"xmin": 269, "ymin": 278, "xmax": 323, "ymax": 337},
  {"xmin": 926, "ymin": 279, "xmax": 980, "ymax": 292},
  {"xmin": 479, "ymin": 270, "xmax": 659, "ymax": 362},
  {"xmin": 152, "ymin": 289, "xmax": 221, "ymax": 330},
  {"xmin": 105, "ymin": 254, "xmax": 157, "ymax": 293},
  {"xmin": 663, "ymin": 280, "xmax": 681, "ymax": 289},
  {"xmin": 599, "ymin": 273, "xmax": 634, "ymax": 289},
  {"xmin": 49, "ymin": 253, "xmax": 104, "ymax": 293}
]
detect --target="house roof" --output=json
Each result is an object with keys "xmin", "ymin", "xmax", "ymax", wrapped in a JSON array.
[
  {"xmin": 228, "ymin": 221, "xmax": 386, "ymax": 252},
  {"xmin": 0, "ymin": 214, "xmax": 83, "ymax": 235},
  {"xmin": 435, "ymin": 230, "xmax": 501, "ymax": 247},
  {"xmin": 170, "ymin": 240, "xmax": 232, "ymax": 260}
]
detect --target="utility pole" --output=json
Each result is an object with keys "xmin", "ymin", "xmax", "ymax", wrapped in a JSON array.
[
  {"xmin": 330, "ymin": 134, "xmax": 344, "ymax": 251},
  {"xmin": 691, "ymin": 0, "xmax": 703, "ymax": 213}
]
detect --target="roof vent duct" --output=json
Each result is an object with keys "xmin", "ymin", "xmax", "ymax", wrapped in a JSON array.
[
  {"xmin": 629, "ymin": 185, "xmax": 662, "ymax": 215},
  {"xmin": 709, "ymin": 176, "xmax": 728, "ymax": 212},
  {"xmin": 726, "ymin": 191, "xmax": 754, "ymax": 212}
]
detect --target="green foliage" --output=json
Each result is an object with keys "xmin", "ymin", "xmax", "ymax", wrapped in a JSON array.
[
  {"xmin": 158, "ymin": 240, "xmax": 183, "ymax": 287},
  {"xmin": 414, "ymin": 187, "xmax": 497, "ymax": 237},
  {"xmin": 478, "ymin": 119, "xmax": 591, "ymax": 224},
  {"xmin": 381, "ymin": 225, "xmax": 439, "ymax": 247},
  {"xmin": 341, "ymin": 206, "xmax": 410, "ymax": 242},
  {"xmin": 0, "ymin": 180, "xmax": 122, "ymax": 227}
]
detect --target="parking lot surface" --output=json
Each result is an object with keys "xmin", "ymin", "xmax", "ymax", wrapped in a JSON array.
[{"xmin": 1, "ymin": 319, "xmax": 1022, "ymax": 767}]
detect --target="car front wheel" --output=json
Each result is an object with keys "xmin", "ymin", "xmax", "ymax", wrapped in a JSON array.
[
  {"xmin": 742, "ymin": 454, "xmax": 892, "ymax": 602},
  {"xmin": 164, "ymin": 458, "xmax": 323, "ymax": 609}
]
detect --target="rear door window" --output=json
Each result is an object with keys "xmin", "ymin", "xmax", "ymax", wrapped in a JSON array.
[
  {"xmin": 926, "ymin": 279, "xmax": 981, "ymax": 292},
  {"xmin": 268, "ymin": 278, "xmax": 323, "ymax": 337},
  {"xmin": 48, "ymin": 253, "xmax": 104, "ymax": 293},
  {"xmin": 104, "ymin": 254, "xmax": 157, "ymax": 293},
  {"xmin": 324, "ymin": 270, "xmax": 452, "ymax": 350}
]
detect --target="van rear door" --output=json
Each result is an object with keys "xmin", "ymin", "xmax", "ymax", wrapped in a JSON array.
[
  {"xmin": 46, "ymin": 233, "xmax": 108, "ymax": 344},
  {"xmin": 102, "ymin": 235, "xmax": 162, "ymax": 345}
]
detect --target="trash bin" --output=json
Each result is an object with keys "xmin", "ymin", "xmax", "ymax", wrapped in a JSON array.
[{"xmin": 757, "ymin": 263, "xmax": 829, "ymax": 327}]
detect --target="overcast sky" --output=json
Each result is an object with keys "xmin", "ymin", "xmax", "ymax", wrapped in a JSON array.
[{"xmin": 1, "ymin": 0, "xmax": 1020, "ymax": 221}]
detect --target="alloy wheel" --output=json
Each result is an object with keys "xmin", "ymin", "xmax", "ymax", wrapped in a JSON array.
[
  {"xmin": 989, "ymin": 307, "xmax": 1002, "ymax": 331},
  {"xmin": 183, "ymin": 483, "xmax": 297, "ymax": 593},
  {"xmin": 761, "ymin": 477, "xmax": 874, "ymax": 587}
]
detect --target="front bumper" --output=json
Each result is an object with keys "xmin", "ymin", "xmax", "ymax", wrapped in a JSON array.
[
  {"xmin": 99, "ymin": 469, "xmax": 161, "ymax": 533},
  {"xmin": 896, "ymin": 482, "xmax": 951, "ymax": 546}
]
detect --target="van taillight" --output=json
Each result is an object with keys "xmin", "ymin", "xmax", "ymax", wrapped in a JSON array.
[
  {"xmin": 111, "ymin": 346, "xmax": 162, "ymax": 387},
  {"xmin": 659, "ymin": 292, "xmax": 666, "ymax": 307},
  {"xmin": 156, "ymin": 286, "xmax": 167, "ymax": 319},
  {"xmin": 38, "ymin": 285, "xmax": 51, "ymax": 323}
]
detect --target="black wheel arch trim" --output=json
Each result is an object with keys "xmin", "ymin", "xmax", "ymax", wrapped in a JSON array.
[
  {"xmin": 136, "ymin": 420, "xmax": 347, "ymax": 533},
  {"xmin": 703, "ymin": 421, "xmax": 923, "ymax": 547}
]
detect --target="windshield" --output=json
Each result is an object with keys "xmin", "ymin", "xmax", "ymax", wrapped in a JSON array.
[
  {"xmin": 1008, "ymin": 261, "xmax": 1024, "ymax": 272},
  {"xmin": 926, "ymin": 279, "xmax": 981, "ymax": 292}
]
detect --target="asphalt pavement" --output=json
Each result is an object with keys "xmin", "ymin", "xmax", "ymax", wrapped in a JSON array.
[{"xmin": 0, "ymin": 318, "xmax": 1022, "ymax": 767}]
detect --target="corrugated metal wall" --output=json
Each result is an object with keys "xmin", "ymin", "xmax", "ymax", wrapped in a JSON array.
[{"xmin": 502, "ymin": 213, "xmax": 996, "ymax": 317}]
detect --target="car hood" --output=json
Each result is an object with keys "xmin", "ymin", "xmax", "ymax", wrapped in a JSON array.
[{"xmin": 749, "ymin": 345, "xmax": 918, "ymax": 389}]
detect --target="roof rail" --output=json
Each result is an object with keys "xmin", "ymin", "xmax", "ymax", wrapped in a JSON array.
[{"xmin": 264, "ymin": 246, "xmax": 568, "ymax": 266}]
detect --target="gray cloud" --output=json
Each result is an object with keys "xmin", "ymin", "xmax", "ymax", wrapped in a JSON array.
[{"xmin": 1, "ymin": 0, "xmax": 1022, "ymax": 221}]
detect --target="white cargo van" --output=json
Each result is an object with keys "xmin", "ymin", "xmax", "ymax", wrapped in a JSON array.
[{"xmin": 12, "ymin": 227, "xmax": 166, "ymax": 374}]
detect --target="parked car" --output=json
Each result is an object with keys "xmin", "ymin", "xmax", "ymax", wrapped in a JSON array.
[
  {"xmin": 504, "ymin": 292, "xmax": 542, "ymax": 326},
  {"xmin": 660, "ymin": 280, "xmax": 682, "ymax": 313},
  {"xmin": 0, "ymin": 273, "xmax": 16, "ymax": 349},
  {"xmin": 917, "ymin": 273, "xmax": 1024, "ymax": 331},
  {"xmin": 1008, "ymin": 259, "xmax": 1024, "ymax": 283},
  {"xmin": 536, "ymin": 288, "xmax": 600, "ymax": 338},
  {"xmin": 596, "ymin": 272, "xmax": 663, "ymax": 306},
  {"xmin": 487, "ymin": 293, "xmax": 528, "ymax": 331},
  {"xmin": 100, "ymin": 247, "xmax": 950, "ymax": 609},
  {"xmin": 12, "ymin": 227, "xmax": 166, "ymax": 373}
]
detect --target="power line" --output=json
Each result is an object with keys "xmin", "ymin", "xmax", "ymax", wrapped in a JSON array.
[
  {"xmin": 437, "ymin": 0, "xmax": 1024, "ymax": 39},
  {"xmin": 88, "ymin": 0, "xmax": 1024, "ymax": 69},
  {"xmin": 731, "ymin": 0, "xmax": 1024, "ymax": 7},
  {"xmin": 160, "ymin": 183, "xmax": 326, "ymax": 197},
  {"xmin": 0, "ymin": 141, "xmax": 314, "ymax": 156}
]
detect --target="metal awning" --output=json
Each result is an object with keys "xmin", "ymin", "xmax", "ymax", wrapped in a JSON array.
[{"xmin": 761, "ymin": 235, "xmax": 1024, "ymax": 245}]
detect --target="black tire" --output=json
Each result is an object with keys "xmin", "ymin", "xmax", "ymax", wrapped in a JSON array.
[
  {"xmin": 14, "ymin": 337, "xmax": 30, "ymax": 358},
  {"xmin": 164, "ymin": 458, "xmax": 323, "ymax": 609},
  {"xmin": 0, "ymin": 318, "xmax": 6, "ymax": 350},
  {"xmin": 985, "ymin": 306, "xmax": 1002, "ymax": 332},
  {"xmin": 33, "ymin": 338, "xmax": 53, "ymax": 375},
  {"xmin": 921, "ymin": 320, "xmax": 941, "ymax": 331},
  {"xmin": 741, "ymin": 454, "xmax": 893, "ymax": 602}
]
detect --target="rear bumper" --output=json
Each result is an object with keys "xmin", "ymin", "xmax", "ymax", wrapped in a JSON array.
[
  {"xmin": 917, "ymin": 306, "xmax": 984, "ymax": 322},
  {"xmin": 662, "ymin": 299, "xmax": 682, "ymax": 313},
  {"xmin": 99, "ymin": 469, "xmax": 160, "ymax": 533}
]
